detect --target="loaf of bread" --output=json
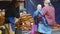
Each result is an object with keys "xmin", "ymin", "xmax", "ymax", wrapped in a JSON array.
[{"xmin": 53, "ymin": 24, "xmax": 60, "ymax": 29}]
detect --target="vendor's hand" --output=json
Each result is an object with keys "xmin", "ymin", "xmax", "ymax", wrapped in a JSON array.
[{"xmin": 15, "ymin": 18, "xmax": 19, "ymax": 23}]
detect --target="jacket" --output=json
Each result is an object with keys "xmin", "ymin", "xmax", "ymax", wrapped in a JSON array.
[{"xmin": 42, "ymin": 6, "xmax": 55, "ymax": 25}]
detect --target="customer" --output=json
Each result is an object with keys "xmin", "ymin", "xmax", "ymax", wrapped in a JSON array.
[
  {"xmin": 38, "ymin": 0, "xmax": 56, "ymax": 34},
  {"xmin": 33, "ymin": 4, "xmax": 45, "ymax": 34}
]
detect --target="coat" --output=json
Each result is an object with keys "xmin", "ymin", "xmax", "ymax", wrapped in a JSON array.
[
  {"xmin": 42, "ymin": 6, "xmax": 55, "ymax": 25},
  {"xmin": 33, "ymin": 9, "xmax": 47, "ymax": 26},
  {"xmin": 33, "ymin": 9, "xmax": 42, "ymax": 25}
]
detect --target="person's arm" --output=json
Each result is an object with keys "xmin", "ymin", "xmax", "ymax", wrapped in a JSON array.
[
  {"xmin": 38, "ymin": 7, "xmax": 47, "ymax": 17},
  {"xmin": 42, "ymin": 7, "xmax": 47, "ymax": 16},
  {"xmin": 15, "ymin": 17, "xmax": 19, "ymax": 23},
  {"xmin": 11, "ymin": 5, "xmax": 20, "ymax": 18},
  {"xmin": 14, "ymin": 9, "xmax": 20, "ymax": 18},
  {"xmin": 12, "ymin": 6, "xmax": 20, "ymax": 23},
  {"xmin": 33, "ymin": 11, "xmax": 38, "ymax": 18}
]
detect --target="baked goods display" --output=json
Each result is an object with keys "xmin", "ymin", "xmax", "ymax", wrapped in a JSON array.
[
  {"xmin": 53, "ymin": 24, "xmax": 60, "ymax": 29},
  {"xmin": 15, "ymin": 13, "xmax": 35, "ymax": 30}
]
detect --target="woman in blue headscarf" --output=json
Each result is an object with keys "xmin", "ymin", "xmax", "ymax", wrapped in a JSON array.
[
  {"xmin": 37, "ymin": 0, "xmax": 55, "ymax": 34},
  {"xmin": 33, "ymin": 4, "xmax": 48, "ymax": 34}
]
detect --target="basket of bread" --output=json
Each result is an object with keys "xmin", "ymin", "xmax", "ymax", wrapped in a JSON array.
[{"xmin": 15, "ymin": 13, "xmax": 35, "ymax": 30}]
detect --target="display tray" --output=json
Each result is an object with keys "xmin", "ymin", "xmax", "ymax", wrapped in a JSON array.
[
  {"xmin": 15, "ymin": 29, "xmax": 60, "ymax": 34},
  {"xmin": 52, "ymin": 29, "xmax": 60, "ymax": 34},
  {"xmin": 15, "ymin": 29, "xmax": 31, "ymax": 34}
]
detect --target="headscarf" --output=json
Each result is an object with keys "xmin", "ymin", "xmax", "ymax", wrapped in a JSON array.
[{"xmin": 33, "ymin": 4, "xmax": 48, "ymax": 26}]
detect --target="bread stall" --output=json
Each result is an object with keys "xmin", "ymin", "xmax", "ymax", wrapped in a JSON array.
[{"xmin": 15, "ymin": 13, "xmax": 35, "ymax": 30}]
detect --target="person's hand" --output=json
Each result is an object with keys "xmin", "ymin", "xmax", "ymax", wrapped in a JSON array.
[
  {"xmin": 15, "ymin": 18, "xmax": 19, "ymax": 23},
  {"xmin": 37, "ymin": 14, "xmax": 42, "ymax": 18}
]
